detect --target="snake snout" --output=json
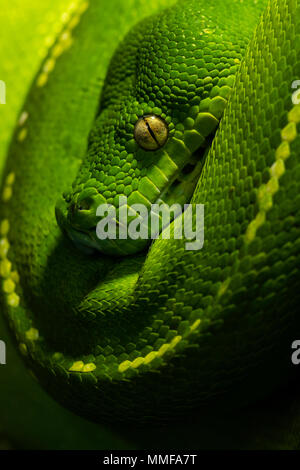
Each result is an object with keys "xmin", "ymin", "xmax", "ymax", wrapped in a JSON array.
[
  {"xmin": 55, "ymin": 188, "xmax": 106, "ymax": 234},
  {"xmin": 56, "ymin": 186, "xmax": 153, "ymax": 256},
  {"xmin": 67, "ymin": 189, "xmax": 107, "ymax": 232}
]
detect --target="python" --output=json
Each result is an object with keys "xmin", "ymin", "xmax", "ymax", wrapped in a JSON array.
[{"xmin": 0, "ymin": 0, "xmax": 299, "ymax": 427}]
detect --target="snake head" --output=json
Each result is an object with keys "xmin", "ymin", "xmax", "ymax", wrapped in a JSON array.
[{"xmin": 56, "ymin": 2, "xmax": 245, "ymax": 256}]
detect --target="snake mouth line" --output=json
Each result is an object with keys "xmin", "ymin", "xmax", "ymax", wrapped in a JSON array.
[
  {"xmin": 158, "ymin": 141, "xmax": 210, "ymax": 206},
  {"xmin": 55, "ymin": 133, "xmax": 213, "ymax": 257}
]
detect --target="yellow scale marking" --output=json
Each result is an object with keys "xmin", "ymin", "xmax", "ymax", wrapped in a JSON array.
[
  {"xmin": 119, "ymin": 104, "xmax": 300, "ymax": 373},
  {"xmin": 0, "ymin": 0, "xmax": 95, "ymax": 375},
  {"xmin": 217, "ymin": 104, "xmax": 300, "ymax": 298},
  {"xmin": 245, "ymin": 105, "xmax": 300, "ymax": 243},
  {"xmin": 118, "ymin": 321, "xmax": 201, "ymax": 373}
]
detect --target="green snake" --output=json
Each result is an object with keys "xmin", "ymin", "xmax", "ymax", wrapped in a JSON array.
[{"xmin": 1, "ymin": 0, "xmax": 300, "ymax": 432}]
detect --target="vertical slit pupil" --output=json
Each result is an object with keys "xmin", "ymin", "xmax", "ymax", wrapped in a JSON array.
[{"xmin": 143, "ymin": 117, "xmax": 160, "ymax": 146}]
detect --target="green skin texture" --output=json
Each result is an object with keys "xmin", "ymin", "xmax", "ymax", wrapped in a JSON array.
[{"xmin": 1, "ymin": 0, "xmax": 300, "ymax": 440}]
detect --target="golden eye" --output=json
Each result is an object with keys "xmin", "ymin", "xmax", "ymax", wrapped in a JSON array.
[{"xmin": 134, "ymin": 115, "xmax": 168, "ymax": 150}]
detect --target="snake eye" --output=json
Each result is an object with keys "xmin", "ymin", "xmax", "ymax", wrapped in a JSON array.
[{"xmin": 134, "ymin": 115, "xmax": 168, "ymax": 150}]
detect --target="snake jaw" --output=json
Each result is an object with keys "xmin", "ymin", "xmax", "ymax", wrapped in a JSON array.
[
  {"xmin": 56, "ymin": 110, "xmax": 221, "ymax": 256},
  {"xmin": 55, "ymin": 137, "xmax": 210, "ymax": 256}
]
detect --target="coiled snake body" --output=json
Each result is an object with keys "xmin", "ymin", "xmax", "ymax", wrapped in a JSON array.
[{"xmin": 1, "ymin": 0, "xmax": 300, "ymax": 424}]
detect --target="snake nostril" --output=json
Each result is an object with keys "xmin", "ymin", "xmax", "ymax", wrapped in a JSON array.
[
  {"xmin": 77, "ymin": 199, "xmax": 91, "ymax": 211},
  {"xmin": 67, "ymin": 193, "xmax": 99, "ymax": 232},
  {"xmin": 68, "ymin": 198, "xmax": 92, "ymax": 216},
  {"xmin": 65, "ymin": 189, "xmax": 107, "ymax": 231}
]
